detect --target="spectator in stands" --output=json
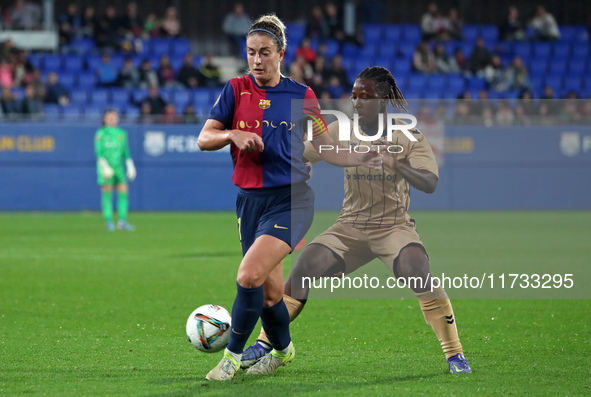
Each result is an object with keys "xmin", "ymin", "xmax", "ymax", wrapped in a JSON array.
[
  {"xmin": 161, "ymin": 103, "xmax": 182, "ymax": 124},
  {"xmin": 296, "ymin": 38, "xmax": 317, "ymax": 65},
  {"xmin": 9, "ymin": 0, "xmax": 42, "ymax": 30},
  {"xmin": 81, "ymin": 6, "xmax": 97, "ymax": 39},
  {"xmin": 421, "ymin": 3, "xmax": 443, "ymax": 41},
  {"xmin": 222, "ymin": 3, "xmax": 251, "ymax": 57},
  {"xmin": 499, "ymin": 6, "xmax": 526, "ymax": 41},
  {"xmin": 29, "ymin": 70, "xmax": 45, "ymax": 100},
  {"xmin": 471, "ymin": 89, "xmax": 494, "ymax": 116},
  {"xmin": 96, "ymin": 53, "xmax": 119, "ymax": 88},
  {"xmin": 469, "ymin": 37, "xmax": 492, "ymax": 75},
  {"xmin": 529, "ymin": 5, "xmax": 560, "ymax": 41},
  {"xmin": 326, "ymin": 75, "xmax": 344, "ymax": 99},
  {"xmin": 485, "ymin": 54, "xmax": 509, "ymax": 91},
  {"xmin": 0, "ymin": 59, "xmax": 13, "ymax": 88},
  {"xmin": 541, "ymin": 85, "xmax": 560, "ymax": 116},
  {"xmin": 323, "ymin": 54, "xmax": 350, "ymax": 88},
  {"xmin": 44, "ymin": 72, "xmax": 70, "ymax": 105},
  {"xmin": 513, "ymin": 104, "xmax": 531, "ymax": 125},
  {"xmin": 1, "ymin": 86, "xmax": 18, "ymax": 115},
  {"xmin": 495, "ymin": 99, "xmax": 514, "ymax": 125},
  {"xmin": 182, "ymin": 104, "xmax": 200, "ymax": 124},
  {"xmin": 158, "ymin": 55, "xmax": 179, "ymax": 88},
  {"xmin": 59, "ymin": 3, "xmax": 82, "ymax": 34},
  {"xmin": 142, "ymin": 86, "xmax": 166, "ymax": 115},
  {"xmin": 289, "ymin": 55, "xmax": 313, "ymax": 85},
  {"xmin": 453, "ymin": 48, "xmax": 470, "ymax": 75},
  {"xmin": 143, "ymin": 13, "xmax": 161, "ymax": 38},
  {"xmin": 138, "ymin": 102, "xmax": 154, "ymax": 123},
  {"xmin": 306, "ymin": 6, "xmax": 329, "ymax": 41},
  {"xmin": 160, "ymin": 6, "xmax": 181, "ymax": 38},
  {"xmin": 0, "ymin": 39, "xmax": 19, "ymax": 64},
  {"xmin": 177, "ymin": 53, "xmax": 200, "ymax": 88},
  {"xmin": 519, "ymin": 89, "xmax": 538, "ymax": 116},
  {"xmin": 453, "ymin": 100, "xmax": 472, "ymax": 124},
  {"xmin": 505, "ymin": 56, "xmax": 529, "ymax": 91},
  {"xmin": 58, "ymin": 20, "xmax": 75, "ymax": 47},
  {"xmin": 559, "ymin": 93, "xmax": 582, "ymax": 123},
  {"xmin": 580, "ymin": 100, "xmax": 591, "ymax": 123},
  {"xmin": 481, "ymin": 107, "xmax": 494, "ymax": 127},
  {"xmin": 434, "ymin": 102, "xmax": 451, "ymax": 124},
  {"xmin": 198, "ymin": 53, "xmax": 222, "ymax": 88},
  {"xmin": 139, "ymin": 59, "xmax": 159, "ymax": 88},
  {"xmin": 434, "ymin": 43, "xmax": 459, "ymax": 73},
  {"xmin": 442, "ymin": 8, "xmax": 463, "ymax": 41},
  {"xmin": 13, "ymin": 50, "xmax": 34, "ymax": 87},
  {"xmin": 412, "ymin": 41, "xmax": 437, "ymax": 73},
  {"xmin": 119, "ymin": 2, "xmax": 143, "ymax": 38},
  {"xmin": 95, "ymin": 6, "xmax": 119, "ymax": 50},
  {"xmin": 325, "ymin": 3, "xmax": 345, "ymax": 42},
  {"xmin": 19, "ymin": 84, "xmax": 43, "ymax": 118},
  {"xmin": 118, "ymin": 57, "xmax": 140, "ymax": 89}
]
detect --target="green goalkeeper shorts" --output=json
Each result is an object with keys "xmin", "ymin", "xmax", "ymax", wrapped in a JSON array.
[{"xmin": 97, "ymin": 165, "xmax": 127, "ymax": 186}]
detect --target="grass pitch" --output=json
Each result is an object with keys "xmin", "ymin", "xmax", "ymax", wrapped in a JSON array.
[{"xmin": 0, "ymin": 211, "xmax": 590, "ymax": 396}]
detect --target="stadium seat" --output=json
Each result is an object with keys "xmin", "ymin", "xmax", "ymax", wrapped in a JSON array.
[
  {"xmin": 446, "ymin": 75, "xmax": 465, "ymax": 94},
  {"xmin": 528, "ymin": 76, "xmax": 544, "ymax": 91},
  {"xmin": 285, "ymin": 23, "xmax": 304, "ymax": 46},
  {"xmin": 467, "ymin": 77, "xmax": 486, "ymax": 91},
  {"xmin": 398, "ymin": 43, "xmax": 415, "ymax": 57},
  {"xmin": 571, "ymin": 46, "xmax": 589, "ymax": 60},
  {"xmin": 392, "ymin": 59, "xmax": 411, "ymax": 76},
  {"xmin": 150, "ymin": 39, "xmax": 171, "ymax": 56},
  {"xmin": 171, "ymin": 39, "xmax": 191, "ymax": 56},
  {"xmin": 363, "ymin": 24, "xmax": 381, "ymax": 41},
  {"xmin": 459, "ymin": 43, "xmax": 473, "ymax": 58},
  {"xmin": 169, "ymin": 55, "xmax": 184, "ymax": 72},
  {"xmin": 59, "ymin": 74, "xmax": 75, "ymax": 89},
  {"xmin": 359, "ymin": 44, "xmax": 377, "ymax": 58},
  {"xmin": 83, "ymin": 106, "xmax": 103, "ymax": 122},
  {"xmin": 62, "ymin": 55, "xmax": 83, "ymax": 72},
  {"xmin": 564, "ymin": 76, "xmax": 581, "ymax": 93},
  {"xmin": 70, "ymin": 89, "xmax": 88, "ymax": 105},
  {"xmin": 194, "ymin": 89, "xmax": 211, "ymax": 110},
  {"xmin": 342, "ymin": 43, "xmax": 359, "ymax": 59},
  {"xmin": 378, "ymin": 44, "xmax": 396, "ymax": 59},
  {"xmin": 62, "ymin": 106, "xmax": 80, "ymax": 121},
  {"xmin": 110, "ymin": 89, "xmax": 130, "ymax": 106},
  {"xmin": 568, "ymin": 60, "xmax": 586, "ymax": 75},
  {"xmin": 544, "ymin": 75, "xmax": 563, "ymax": 90},
  {"xmin": 421, "ymin": 90, "xmax": 442, "ymax": 99},
  {"xmin": 159, "ymin": 89, "xmax": 174, "ymax": 103},
  {"xmin": 173, "ymin": 90, "xmax": 191, "ymax": 107},
  {"xmin": 426, "ymin": 75, "xmax": 445, "ymax": 91},
  {"xmin": 43, "ymin": 104, "xmax": 60, "ymax": 120},
  {"xmin": 532, "ymin": 43, "xmax": 551, "ymax": 58},
  {"xmin": 584, "ymin": 77, "xmax": 591, "ymax": 91},
  {"xmin": 123, "ymin": 106, "xmax": 140, "ymax": 121},
  {"xmin": 86, "ymin": 54, "xmax": 103, "ymax": 71},
  {"xmin": 513, "ymin": 42, "xmax": 531, "ymax": 60},
  {"xmin": 401, "ymin": 24, "xmax": 421, "ymax": 42},
  {"xmin": 479, "ymin": 25, "xmax": 498, "ymax": 43},
  {"xmin": 43, "ymin": 55, "xmax": 61, "ymax": 71},
  {"xmin": 408, "ymin": 75, "xmax": 425, "ymax": 91},
  {"xmin": 90, "ymin": 90, "xmax": 109, "ymax": 106},
  {"xmin": 463, "ymin": 25, "xmax": 478, "ymax": 42},
  {"xmin": 549, "ymin": 60, "xmax": 567, "ymax": 75},
  {"xmin": 383, "ymin": 25, "xmax": 402, "ymax": 41},
  {"xmin": 374, "ymin": 57, "xmax": 392, "ymax": 71},
  {"xmin": 394, "ymin": 76, "xmax": 407, "ymax": 91},
  {"xmin": 355, "ymin": 60, "xmax": 371, "ymax": 74},
  {"xmin": 323, "ymin": 40, "xmax": 339, "ymax": 60},
  {"xmin": 77, "ymin": 73, "xmax": 96, "ymax": 89},
  {"xmin": 132, "ymin": 89, "xmax": 148, "ymax": 104},
  {"xmin": 70, "ymin": 38, "xmax": 95, "ymax": 55},
  {"xmin": 529, "ymin": 59, "xmax": 548, "ymax": 76},
  {"xmin": 552, "ymin": 42, "xmax": 570, "ymax": 58},
  {"xmin": 28, "ymin": 53, "xmax": 43, "ymax": 69}
]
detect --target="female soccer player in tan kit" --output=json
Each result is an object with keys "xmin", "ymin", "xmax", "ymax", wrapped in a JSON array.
[{"xmin": 242, "ymin": 66, "xmax": 472, "ymax": 374}]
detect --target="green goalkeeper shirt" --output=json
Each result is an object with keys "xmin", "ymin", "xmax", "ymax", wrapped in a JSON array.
[{"xmin": 94, "ymin": 126, "xmax": 131, "ymax": 168}]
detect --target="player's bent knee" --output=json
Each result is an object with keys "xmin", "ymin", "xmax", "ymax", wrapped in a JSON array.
[{"xmin": 236, "ymin": 269, "xmax": 265, "ymax": 289}]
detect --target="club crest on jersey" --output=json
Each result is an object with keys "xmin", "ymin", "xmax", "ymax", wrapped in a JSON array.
[{"xmin": 259, "ymin": 99, "xmax": 271, "ymax": 110}]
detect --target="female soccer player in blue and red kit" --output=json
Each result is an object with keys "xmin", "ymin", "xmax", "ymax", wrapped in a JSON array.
[{"xmin": 197, "ymin": 14, "xmax": 382, "ymax": 380}]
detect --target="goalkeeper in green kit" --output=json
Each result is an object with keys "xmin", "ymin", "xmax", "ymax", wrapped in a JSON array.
[{"xmin": 95, "ymin": 110, "xmax": 136, "ymax": 231}]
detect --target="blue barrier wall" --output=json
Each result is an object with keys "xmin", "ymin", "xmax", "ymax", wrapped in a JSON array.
[{"xmin": 1, "ymin": 123, "xmax": 590, "ymax": 210}]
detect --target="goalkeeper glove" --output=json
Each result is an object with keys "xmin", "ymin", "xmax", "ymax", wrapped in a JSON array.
[
  {"xmin": 98, "ymin": 158, "xmax": 114, "ymax": 180},
  {"xmin": 126, "ymin": 159, "xmax": 136, "ymax": 181}
]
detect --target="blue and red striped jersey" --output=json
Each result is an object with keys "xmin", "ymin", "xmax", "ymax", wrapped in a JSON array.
[{"xmin": 209, "ymin": 74, "xmax": 323, "ymax": 189}]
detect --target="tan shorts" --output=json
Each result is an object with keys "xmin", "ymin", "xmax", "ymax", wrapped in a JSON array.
[{"xmin": 309, "ymin": 221, "xmax": 425, "ymax": 274}]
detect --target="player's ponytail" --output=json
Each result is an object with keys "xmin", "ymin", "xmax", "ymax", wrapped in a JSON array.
[
  {"xmin": 357, "ymin": 66, "xmax": 408, "ymax": 112},
  {"xmin": 247, "ymin": 13, "xmax": 287, "ymax": 52}
]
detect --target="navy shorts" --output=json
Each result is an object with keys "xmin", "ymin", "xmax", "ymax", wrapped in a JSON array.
[{"xmin": 236, "ymin": 183, "xmax": 315, "ymax": 256}]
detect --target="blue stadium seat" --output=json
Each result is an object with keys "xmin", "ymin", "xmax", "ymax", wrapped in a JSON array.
[
  {"xmin": 513, "ymin": 42, "xmax": 531, "ymax": 60},
  {"xmin": 529, "ymin": 59, "xmax": 547, "ymax": 76},
  {"xmin": 378, "ymin": 44, "xmax": 396, "ymax": 59},
  {"xmin": 584, "ymin": 77, "xmax": 591, "ymax": 91},
  {"xmin": 446, "ymin": 75, "xmax": 465, "ymax": 94},
  {"xmin": 59, "ymin": 74, "xmax": 75, "ymax": 89},
  {"xmin": 70, "ymin": 89, "xmax": 88, "ymax": 105},
  {"xmin": 564, "ymin": 77, "xmax": 581, "ymax": 92},
  {"xmin": 359, "ymin": 44, "xmax": 377, "ymax": 59},
  {"xmin": 573, "ymin": 27, "xmax": 589, "ymax": 42},
  {"xmin": 571, "ymin": 46, "xmax": 589, "ymax": 60},
  {"xmin": 544, "ymin": 76, "xmax": 562, "ymax": 90},
  {"xmin": 398, "ymin": 43, "xmax": 415, "ymax": 58},
  {"xmin": 394, "ymin": 76, "xmax": 407, "ymax": 91},
  {"xmin": 463, "ymin": 25, "xmax": 478, "ymax": 42},
  {"xmin": 528, "ymin": 76, "xmax": 543, "ymax": 91},
  {"xmin": 159, "ymin": 89, "xmax": 174, "ymax": 103},
  {"xmin": 392, "ymin": 59, "xmax": 411, "ymax": 76},
  {"xmin": 70, "ymin": 38, "xmax": 95, "ymax": 54},
  {"xmin": 28, "ymin": 53, "xmax": 43, "ymax": 69},
  {"xmin": 363, "ymin": 24, "xmax": 381, "ymax": 41},
  {"xmin": 408, "ymin": 75, "xmax": 425, "ymax": 91},
  {"xmin": 426, "ymin": 75, "xmax": 445, "ymax": 91},
  {"xmin": 568, "ymin": 60, "xmax": 586, "ymax": 75},
  {"xmin": 90, "ymin": 90, "xmax": 109, "ymax": 106},
  {"xmin": 62, "ymin": 106, "xmax": 80, "ymax": 121},
  {"xmin": 459, "ymin": 43, "xmax": 473, "ymax": 58},
  {"xmin": 383, "ymin": 25, "xmax": 402, "ymax": 41},
  {"xmin": 286, "ymin": 23, "xmax": 304, "ymax": 46},
  {"xmin": 83, "ymin": 106, "xmax": 103, "ymax": 122},
  {"xmin": 323, "ymin": 40, "xmax": 340, "ymax": 60},
  {"xmin": 43, "ymin": 105, "xmax": 61, "ymax": 120},
  {"xmin": 467, "ymin": 77, "xmax": 486, "ymax": 91},
  {"xmin": 355, "ymin": 60, "xmax": 371, "ymax": 74},
  {"xmin": 421, "ymin": 90, "xmax": 442, "ymax": 99},
  {"xmin": 479, "ymin": 25, "xmax": 498, "ymax": 43},
  {"xmin": 549, "ymin": 60, "xmax": 567, "ymax": 75},
  {"xmin": 132, "ymin": 89, "xmax": 148, "ymax": 104},
  {"xmin": 110, "ymin": 89, "xmax": 129, "ymax": 106},
  {"xmin": 194, "ymin": 89, "xmax": 211, "ymax": 109},
  {"xmin": 560, "ymin": 26, "xmax": 578, "ymax": 42},
  {"xmin": 43, "ymin": 55, "xmax": 61, "ymax": 71},
  {"xmin": 123, "ymin": 106, "xmax": 140, "ymax": 120},
  {"xmin": 374, "ymin": 57, "xmax": 392, "ymax": 70},
  {"xmin": 401, "ymin": 24, "xmax": 421, "ymax": 42},
  {"xmin": 150, "ymin": 39, "xmax": 171, "ymax": 56},
  {"xmin": 532, "ymin": 43, "xmax": 551, "ymax": 58},
  {"xmin": 62, "ymin": 55, "xmax": 83, "ymax": 72},
  {"xmin": 342, "ymin": 43, "xmax": 359, "ymax": 59},
  {"xmin": 552, "ymin": 43, "xmax": 570, "ymax": 59},
  {"xmin": 86, "ymin": 54, "xmax": 103, "ymax": 71},
  {"xmin": 169, "ymin": 55, "xmax": 184, "ymax": 72},
  {"xmin": 171, "ymin": 39, "xmax": 191, "ymax": 56},
  {"xmin": 173, "ymin": 90, "xmax": 191, "ymax": 106},
  {"xmin": 77, "ymin": 73, "xmax": 96, "ymax": 89}
]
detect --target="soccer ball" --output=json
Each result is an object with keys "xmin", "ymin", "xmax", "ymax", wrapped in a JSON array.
[{"xmin": 186, "ymin": 304, "xmax": 232, "ymax": 353}]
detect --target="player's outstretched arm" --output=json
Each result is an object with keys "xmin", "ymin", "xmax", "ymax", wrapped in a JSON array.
[
  {"xmin": 198, "ymin": 119, "xmax": 264, "ymax": 152},
  {"xmin": 311, "ymin": 131, "xmax": 382, "ymax": 169}
]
